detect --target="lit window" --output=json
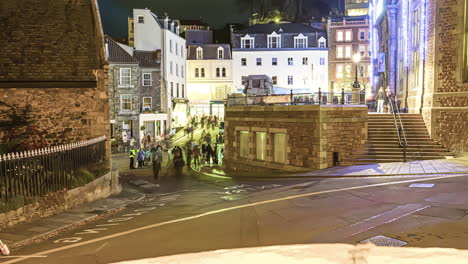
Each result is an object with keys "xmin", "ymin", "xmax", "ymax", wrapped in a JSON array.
[
  {"xmin": 302, "ymin": 57, "xmax": 308, "ymax": 65},
  {"xmin": 217, "ymin": 47, "xmax": 224, "ymax": 59},
  {"xmin": 196, "ymin": 47, "xmax": 203, "ymax": 59},
  {"xmin": 256, "ymin": 58, "xmax": 262, "ymax": 66},
  {"xmin": 256, "ymin": 132, "xmax": 267, "ymax": 161},
  {"xmin": 337, "ymin": 46, "xmax": 344, "ymax": 58},
  {"xmin": 272, "ymin": 58, "xmax": 278, "ymax": 66},
  {"xmin": 320, "ymin": 58, "xmax": 325, "ymax": 65},
  {"xmin": 294, "ymin": 34, "xmax": 308, "ymax": 48},
  {"xmin": 345, "ymin": 65, "xmax": 352, "ymax": 78},
  {"xmin": 345, "ymin": 46, "xmax": 352, "ymax": 58},
  {"xmin": 241, "ymin": 35, "xmax": 254, "ymax": 49},
  {"xmin": 336, "ymin": 65, "xmax": 343, "ymax": 78},
  {"xmin": 240, "ymin": 131, "xmax": 249, "ymax": 158},
  {"xmin": 121, "ymin": 94, "xmax": 132, "ymax": 110},
  {"xmin": 142, "ymin": 97, "xmax": 152, "ymax": 110},
  {"xmin": 345, "ymin": 31, "xmax": 352, "ymax": 41},
  {"xmin": 241, "ymin": 58, "xmax": 247, "ymax": 66},
  {"xmin": 142, "ymin": 73, "xmax": 152, "ymax": 86},
  {"xmin": 272, "ymin": 76, "xmax": 278, "ymax": 85},
  {"xmin": 360, "ymin": 46, "xmax": 365, "ymax": 57},
  {"xmin": 274, "ymin": 133, "xmax": 286, "ymax": 163},
  {"xmin": 268, "ymin": 33, "xmax": 281, "ymax": 48},
  {"xmin": 195, "ymin": 68, "xmax": 199, "ymax": 78},
  {"xmin": 288, "ymin": 75, "xmax": 293, "ymax": 85},
  {"xmin": 359, "ymin": 65, "xmax": 365, "ymax": 77},
  {"xmin": 337, "ymin": 31, "xmax": 344, "ymax": 42},
  {"xmin": 119, "ymin": 68, "xmax": 131, "ymax": 86},
  {"xmin": 288, "ymin": 58, "xmax": 293, "ymax": 65},
  {"xmin": 137, "ymin": 16, "xmax": 144, "ymax": 24}
]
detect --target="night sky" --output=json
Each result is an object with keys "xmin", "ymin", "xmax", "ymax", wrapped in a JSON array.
[{"xmin": 98, "ymin": 0, "xmax": 340, "ymax": 38}]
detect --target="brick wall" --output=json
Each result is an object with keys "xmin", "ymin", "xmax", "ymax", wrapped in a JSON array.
[{"xmin": 224, "ymin": 105, "xmax": 367, "ymax": 173}]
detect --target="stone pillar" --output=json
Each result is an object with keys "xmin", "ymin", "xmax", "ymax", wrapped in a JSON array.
[{"xmin": 388, "ymin": 6, "xmax": 398, "ymax": 94}]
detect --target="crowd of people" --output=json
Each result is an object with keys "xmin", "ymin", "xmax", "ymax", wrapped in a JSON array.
[{"xmin": 127, "ymin": 121, "xmax": 224, "ymax": 181}]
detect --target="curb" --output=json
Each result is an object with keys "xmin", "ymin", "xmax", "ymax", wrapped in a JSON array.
[{"xmin": 9, "ymin": 187, "xmax": 145, "ymax": 250}]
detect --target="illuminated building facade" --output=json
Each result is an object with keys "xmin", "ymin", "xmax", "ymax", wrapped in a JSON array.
[
  {"xmin": 370, "ymin": 0, "xmax": 468, "ymax": 153},
  {"xmin": 345, "ymin": 0, "xmax": 370, "ymax": 16}
]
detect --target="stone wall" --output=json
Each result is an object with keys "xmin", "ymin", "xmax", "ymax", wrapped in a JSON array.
[
  {"xmin": 422, "ymin": 0, "xmax": 468, "ymax": 154},
  {"xmin": 0, "ymin": 170, "xmax": 120, "ymax": 230},
  {"xmin": 224, "ymin": 105, "xmax": 367, "ymax": 173}
]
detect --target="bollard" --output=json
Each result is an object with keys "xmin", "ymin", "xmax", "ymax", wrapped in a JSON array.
[
  {"xmin": 318, "ymin": 88, "xmax": 322, "ymax": 105},
  {"xmin": 341, "ymin": 88, "xmax": 345, "ymax": 104}
]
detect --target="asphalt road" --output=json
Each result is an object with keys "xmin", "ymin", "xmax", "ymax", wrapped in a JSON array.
[{"xmin": 3, "ymin": 170, "xmax": 468, "ymax": 264}]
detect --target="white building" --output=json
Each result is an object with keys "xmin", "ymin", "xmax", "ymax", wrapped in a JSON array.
[
  {"xmin": 231, "ymin": 23, "xmax": 329, "ymax": 94},
  {"xmin": 130, "ymin": 8, "xmax": 188, "ymax": 128},
  {"xmin": 186, "ymin": 44, "xmax": 233, "ymax": 119}
]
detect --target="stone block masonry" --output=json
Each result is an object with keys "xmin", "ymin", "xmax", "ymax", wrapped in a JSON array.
[{"xmin": 224, "ymin": 105, "xmax": 368, "ymax": 173}]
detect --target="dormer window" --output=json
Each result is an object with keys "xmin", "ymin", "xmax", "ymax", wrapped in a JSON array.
[
  {"xmin": 294, "ymin": 34, "xmax": 308, "ymax": 49},
  {"xmin": 318, "ymin": 37, "xmax": 326, "ymax": 48},
  {"xmin": 241, "ymin": 35, "xmax": 254, "ymax": 49},
  {"xmin": 196, "ymin": 47, "xmax": 203, "ymax": 59},
  {"xmin": 267, "ymin": 32, "xmax": 281, "ymax": 49},
  {"xmin": 217, "ymin": 47, "xmax": 224, "ymax": 59},
  {"xmin": 137, "ymin": 15, "xmax": 144, "ymax": 24}
]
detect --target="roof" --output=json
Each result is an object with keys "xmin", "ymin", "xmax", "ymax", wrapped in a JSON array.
[
  {"xmin": 187, "ymin": 44, "xmax": 231, "ymax": 60},
  {"xmin": 0, "ymin": 0, "xmax": 104, "ymax": 83},
  {"xmin": 106, "ymin": 37, "xmax": 138, "ymax": 64},
  {"xmin": 133, "ymin": 51, "xmax": 161, "ymax": 67},
  {"xmin": 235, "ymin": 23, "xmax": 325, "ymax": 35},
  {"xmin": 179, "ymin": 20, "xmax": 209, "ymax": 27},
  {"xmin": 329, "ymin": 15, "xmax": 369, "ymax": 22}
]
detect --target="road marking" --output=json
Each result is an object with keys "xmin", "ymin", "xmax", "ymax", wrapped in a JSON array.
[
  {"xmin": 5, "ymin": 173, "xmax": 468, "ymax": 264},
  {"xmin": 0, "ymin": 256, "xmax": 47, "ymax": 259}
]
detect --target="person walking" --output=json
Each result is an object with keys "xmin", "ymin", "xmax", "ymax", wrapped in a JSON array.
[
  {"xmin": 151, "ymin": 146, "xmax": 163, "ymax": 180},
  {"xmin": 172, "ymin": 146, "xmax": 185, "ymax": 177},
  {"xmin": 376, "ymin": 87, "xmax": 386, "ymax": 113},
  {"xmin": 137, "ymin": 148, "xmax": 145, "ymax": 168},
  {"xmin": 205, "ymin": 144, "xmax": 213, "ymax": 165},
  {"xmin": 193, "ymin": 144, "xmax": 200, "ymax": 169},
  {"xmin": 129, "ymin": 148, "xmax": 136, "ymax": 169},
  {"xmin": 186, "ymin": 144, "xmax": 193, "ymax": 168}
]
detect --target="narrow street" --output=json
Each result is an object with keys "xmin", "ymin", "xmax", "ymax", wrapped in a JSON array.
[{"xmin": 3, "ymin": 164, "xmax": 468, "ymax": 263}]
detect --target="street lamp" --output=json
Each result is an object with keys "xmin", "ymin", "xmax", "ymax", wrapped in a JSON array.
[{"xmin": 352, "ymin": 53, "xmax": 361, "ymax": 89}]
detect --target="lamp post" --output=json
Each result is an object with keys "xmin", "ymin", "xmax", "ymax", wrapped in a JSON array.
[
  {"xmin": 352, "ymin": 53, "xmax": 362, "ymax": 104},
  {"xmin": 352, "ymin": 53, "xmax": 361, "ymax": 89}
]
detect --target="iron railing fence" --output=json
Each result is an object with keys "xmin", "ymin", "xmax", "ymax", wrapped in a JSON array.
[
  {"xmin": 0, "ymin": 136, "xmax": 107, "ymax": 202},
  {"xmin": 227, "ymin": 89, "xmax": 366, "ymax": 107}
]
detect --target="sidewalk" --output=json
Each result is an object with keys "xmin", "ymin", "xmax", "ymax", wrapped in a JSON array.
[
  {"xmin": 0, "ymin": 187, "xmax": 144, "ymax": 250},
  {"xmin": 194, "ymin": 158, "xmax": 468, "ymax": 179}
]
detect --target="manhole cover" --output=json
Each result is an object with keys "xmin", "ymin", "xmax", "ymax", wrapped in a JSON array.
[
  {"xmin": 409, "ymin": 183, "xmax": 435, "ymax": 188},
  {"xmin": 360, "ymin": 235, "xmax": 407, "ymax": 247}
]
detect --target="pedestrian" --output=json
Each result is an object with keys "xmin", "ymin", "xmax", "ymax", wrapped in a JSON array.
[
  {"xmin": 151, "ymin": 146, "xmax": 163, "ymax": 180},
  {"xmin": 172, "ymin": 146, "xmax": 185, "ymax": 177},
  {"xmin": 186, "ymin": 144, "xmax": 193, "ymax": 168},
  {"xmin": 129, "ymin": 148, "xmax": 136, "ymax": 169},
  {"xmin": 218, "ymin": 148, "xmax": 224, "ymax": 165},
  {"xmin": 137, "ymin": 148, "xmax": 145, "ymax": 168},
  {"xmin": 213, "ymin": 144, "xmax": 218, "ymax": 165},
  {"xmin": 193, "ymin": 144, "xmax": 200, "ymax": 168},
  {"xmin": 205, "ymin": 144, "xmax": 213, "ymax": 165},
  {"xmin": 201, "ymin": 143, "xmax": 206, "ymax": 159},
  {"xmin": 376, "ymin": 87, "xmax": 385, "ymax": 113}
]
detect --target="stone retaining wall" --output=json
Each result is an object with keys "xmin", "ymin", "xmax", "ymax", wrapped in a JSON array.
[
  {"xmin": 0, "ymin": 171, "xmax": 121, "ymax": 230},
  {"xmin": 224, "ymin": 105, "xmax": 367, "ymax": 173}
]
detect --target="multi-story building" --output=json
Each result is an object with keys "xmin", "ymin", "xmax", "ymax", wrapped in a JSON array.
[
  {"xmin": 129, "ymin": 9, "xmax": 188, "ymax": 128},
  {"xmin": 186, "ymin": 44, "xmax": 233, "ymax": 119},
  {"xmin": 345, "ymin": 0, "xmax": 370, "ymax": 16},
  {"xmin": 106, "ymin": 37, "xmax": 168, "ymax": 146},
  {"xmin": 369, "ymin": 0, "xmax": 468, "ymax": 154},
  {"xmin": 327, "ymin": 16, "xmax": 371, "ymax": 94},
  {"xmin": 231, "ymin": 23, "xmax": 328, "ymax": 94}
]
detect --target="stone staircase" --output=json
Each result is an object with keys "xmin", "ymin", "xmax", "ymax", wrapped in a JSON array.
[{"xmin": 341, "ymin": 114, "xmax": 454, "ymax": 165}]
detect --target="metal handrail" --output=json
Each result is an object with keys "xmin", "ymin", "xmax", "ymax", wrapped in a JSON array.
[{"xmin": 389, "ymin": 95, "xmax": 408, "ymax": 162}]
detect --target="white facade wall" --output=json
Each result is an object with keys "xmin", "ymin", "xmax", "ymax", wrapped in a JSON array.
[
  {"xmin": 232, "ymin": 50, "xmax": 329, "ymax": 93},
  {"xmin": 186, "ymin": 59, "xmax": 233, "ymax": 99},
  {"xmin": 132, "ymin": 9, "xmax": 187, "ymax": 128}
]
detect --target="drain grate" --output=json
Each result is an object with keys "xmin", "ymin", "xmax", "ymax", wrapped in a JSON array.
[
  {"xmin": 360, "ymin": 235, "xmax": 407, "ymax": 247},
  {"xmin": 409, "ymin": 183, "xmax": 435, "ymax": 188}
]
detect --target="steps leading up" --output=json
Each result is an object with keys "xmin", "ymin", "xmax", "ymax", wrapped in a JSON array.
[{"xmin": 341, "ymin": 114, "xmax": 453, "ymax": 165}]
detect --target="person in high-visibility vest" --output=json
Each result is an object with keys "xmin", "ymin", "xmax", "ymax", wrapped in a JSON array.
[{"xmin": 129, "ymin": 148, "xmax": 136, "ymax": 169}]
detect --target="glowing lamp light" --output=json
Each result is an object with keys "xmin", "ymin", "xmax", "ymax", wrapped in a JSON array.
[
  {"xmin": 274, "ymin": 18, "xmax": 280, "ymax": 23},
  {"xmin": 353, "ymin": 53, "xmax": 361, "ymax": 64}
]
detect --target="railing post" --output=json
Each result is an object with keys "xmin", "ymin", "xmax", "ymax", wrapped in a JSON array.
[
  {"xmin": 341, "ymin": 88, "xmax": 345, "ymax": 104},
  {"xmin": 290, "ymin": 89, "xmax": 294, "ymax": 105},
  {"xmin": 318, "ymin": 88, "xmax": 322, "ymax": 105}
]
